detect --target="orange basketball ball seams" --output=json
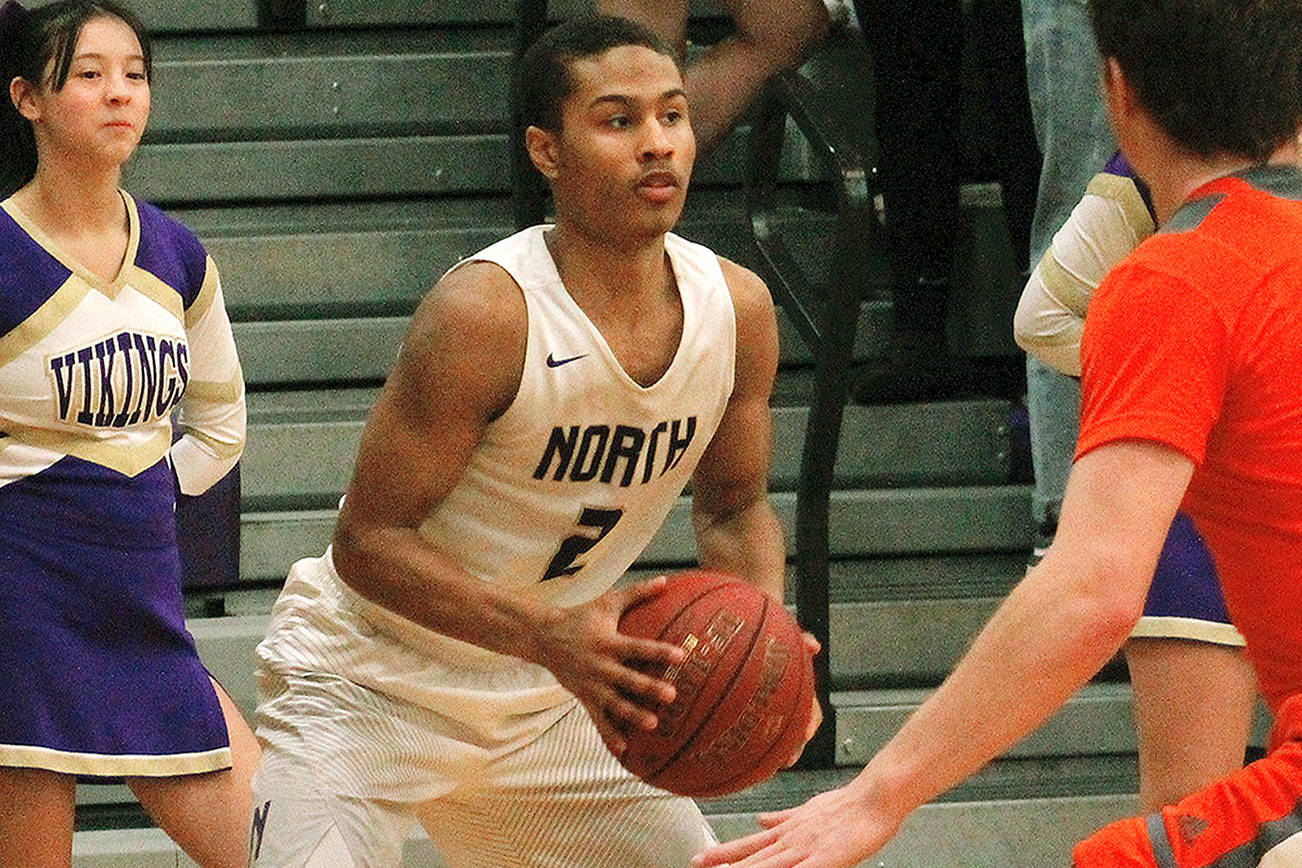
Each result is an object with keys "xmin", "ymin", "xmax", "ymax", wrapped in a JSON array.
[{"xmin": 616, "ymin": 568, "xmax": 816, "ymax": 797}]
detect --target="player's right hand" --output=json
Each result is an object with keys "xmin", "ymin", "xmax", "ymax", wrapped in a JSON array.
[
  {"xmin": 529, "ymin": 576, "xmax": 687, "ymax": 757},
  {"xmin": 692, "ymin": 781, "xmax": 903, "ymax": 868}
]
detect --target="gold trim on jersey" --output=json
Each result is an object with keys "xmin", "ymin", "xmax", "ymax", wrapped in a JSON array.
[
  {"xmin": 1085, "ymin": 172, "xmax": 1157, "ymax": 238},
  {"xmin": 183, "ymin": 369, "xmax": 244, "ymax": 405},
  {"xmin": 0, "ymin": 743, "xmax": 232, "ymax": 778},
  {"xmin": 122, "ymin": 262, "xmax": 186, "ymax": 321},
  {"xmin": 1036, "ymin": 248, "xmax": 1093, "ymax": 321},
  {"xmin": 0, "ymin": 276, "xmax": 91, "ymax": 368},
  {"xmin": 1037, "ymin": 174, "xmax": 1156, "ymax": 324},
  {"xmin": 1131, "ymin": 615, "xmax": 1246, "ymax": 647},
  {"xmin": 4, "ymin": 426, "xmax": 171, "ymax": 477},
  {"xmin": 0, "ymin": 191, "xmax": 141, "ymax": 299},
  {"xmin": 180, "ymin": 425, "xmax": 245, "ymax": 461},
  {"xmin": 185, "ymin": 257, "xmax": 220, "ymax": 327}
]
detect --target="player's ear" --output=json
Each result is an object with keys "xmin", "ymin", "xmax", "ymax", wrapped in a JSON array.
[
  {"xmin": 1101, "ymin": 56, "xmax": 1136, "ymax": 128},
  {"xmin": 525, "ymin": 124, "xmax": 562, "ymax": 181}
]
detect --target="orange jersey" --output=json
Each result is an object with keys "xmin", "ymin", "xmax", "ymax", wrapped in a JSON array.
[
  {"xmin": 1078, "ymin": 166, "xmax": 1302, "ymax": 713},
  {"xmin": 1075, "ymin": 697, "xmax": 1302, "ymax": 866}
]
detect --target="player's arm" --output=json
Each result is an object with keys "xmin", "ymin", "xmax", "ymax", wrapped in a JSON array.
[
  {"xmin": 331, "ymin": 262, "xmax": 528, "ymax": 649},
  {"xmin": 331, "ymin": 263, "xmax": 683, "ymax": 749},
  {"xmin": 695, "ymin": 438, "xmax": 1193, "ymax": 868},
  {"xmin": 690, "ymin": 259, "xmax": 785, "ymax": 601}
]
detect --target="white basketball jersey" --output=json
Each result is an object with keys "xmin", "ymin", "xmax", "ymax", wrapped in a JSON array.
[{"xmin": 324, "ymin": 225, "xmax": 736, "ymax": 669}]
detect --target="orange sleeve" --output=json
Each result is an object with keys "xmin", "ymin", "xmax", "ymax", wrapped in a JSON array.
[{"xmin": 1077, "ymin": 259, "xmax": 1228, "ymax": 464}]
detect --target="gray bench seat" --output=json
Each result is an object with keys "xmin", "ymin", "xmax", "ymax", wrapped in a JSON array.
[
  {"xmin": 239, "ymin": 399, "xmax": 1014, "ymax": 509},
  {"xmin": 238, "ymin": 485, "xmax": 1034, "ymax": 581}
]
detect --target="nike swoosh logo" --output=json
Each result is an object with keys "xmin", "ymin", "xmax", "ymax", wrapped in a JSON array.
[{"xmin": 546, "ymin": 353, "xmax": 588, "ymax": 368}]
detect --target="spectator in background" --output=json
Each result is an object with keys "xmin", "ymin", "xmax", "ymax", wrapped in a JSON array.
[
  {"xmin": 594, "ymin": 0, "xmax": 831, "ymax": 155},
  {"xmin": 851, "ymin": 0, "xmax": 1041, "ymax": 403},
  {"xmin": 604, "ymin": 1, "xmax": 1040, "ymax": 403},
  {"xmin": 1020, "ymin": 0, "xmax": 1115, "ymax": 570}
]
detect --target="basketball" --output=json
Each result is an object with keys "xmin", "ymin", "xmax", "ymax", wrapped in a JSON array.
[{"xmin": 616, "ymin": 569, "xmax": 816, "ymax": 797}]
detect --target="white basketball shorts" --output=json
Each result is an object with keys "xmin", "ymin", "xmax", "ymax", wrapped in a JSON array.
[{"xmin": 249, "ymin": 554, "xmax": 715, "ymax": 867}]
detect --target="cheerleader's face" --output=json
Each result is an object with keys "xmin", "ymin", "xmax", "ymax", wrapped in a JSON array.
[{"xmin": 17, "ymin": 14, "xmax": 151, "ymax": 169}]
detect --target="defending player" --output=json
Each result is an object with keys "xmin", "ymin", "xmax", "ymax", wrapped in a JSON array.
[
  {"xmin": 696, "ymin": 0, "xmax": 1302, "ymax": 865},
  {"xmin": 0, "ymin": 2, "xmax": 254, "ymax": 866},
  {"xmin": 249, "ymin": 16, "xmax": 815, "ymax": 867}
]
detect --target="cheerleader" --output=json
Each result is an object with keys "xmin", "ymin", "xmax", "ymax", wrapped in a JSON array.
[{"xmin": 0, "ymin": 2, "xmax": 255, "ymax": 865}]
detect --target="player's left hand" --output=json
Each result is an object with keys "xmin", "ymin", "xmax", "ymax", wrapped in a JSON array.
[
  {"xmin": 691, "ymin": 782, "xmax": 902, "ymax": 868},
  {"xmin": 783, "ymin": 633, "xmax": 823, "ymax": 768}
]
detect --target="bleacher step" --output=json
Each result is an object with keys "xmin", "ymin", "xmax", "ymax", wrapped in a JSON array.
[
  {"xmin": 127, "ymin": 122, "xmax": 825, "ymax": 204},
  {"xmin": 186, "ymin": 552, "xmax": 1029, "ymax": 687},
  {"xmin": 239, "ymin": 399, "xmax": 1013, "ymax": 509},
  {"xmin": 836, "ymin": 684, "xmax": 1138, "ymax": 765},
  {"xmin": 835, "ymin": 685, "xmax": 1273, "ymax": 768},
  {"xmin": 239, "ymin": 485, "xmax": 1033, "ymax": 581},
  {"xmin": 229, "ymin": 303, "xmax": 887, "ymax": 387},
  {"xmin": 833, "ymin": 593, "xmax": 1006, "ymax": 684}
]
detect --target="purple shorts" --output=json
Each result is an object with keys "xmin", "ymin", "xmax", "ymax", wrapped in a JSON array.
[{"xmin": 1135, "ymin": 511, "xmax": 1243, "ymax": 646}]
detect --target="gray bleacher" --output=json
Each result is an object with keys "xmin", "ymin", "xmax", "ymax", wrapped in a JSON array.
[{"xmin": 67, "ymin": 1, "xmax": 1270, "ymax": 865}]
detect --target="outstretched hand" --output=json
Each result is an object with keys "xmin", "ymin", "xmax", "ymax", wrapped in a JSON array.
[
  {"xmin": 692, "ymin": 783, "xmax": 902, "ymax": 868},
  {"xmin": 530, "ymin": 576, "xmax": 685, "ymax": 757}
]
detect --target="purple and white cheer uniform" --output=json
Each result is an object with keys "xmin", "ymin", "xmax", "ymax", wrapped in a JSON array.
[{"xmin": 0, "ymin": 191, "xmax": 245, "ymax": 776}]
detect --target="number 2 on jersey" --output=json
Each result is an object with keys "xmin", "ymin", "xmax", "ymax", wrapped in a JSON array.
[{"xmin": 542, "ymin": 507, "xmax": 624, "ymax": 581}]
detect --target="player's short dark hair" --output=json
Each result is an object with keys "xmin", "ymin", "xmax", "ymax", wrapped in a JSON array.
[
  {"xmin": 1090, "ymin": 0, "xmax": 1302, "ymax": 162},
  {"xmin": 0, "ymin": 0, "xmax": 152, "ymax": 196},
  {"xmin": 517, "ymin": 15, "xmax": 681, "ymax": 133}
]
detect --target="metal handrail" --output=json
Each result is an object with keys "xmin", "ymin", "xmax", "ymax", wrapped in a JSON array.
[
  {"xmin": 512, "ymin": 0, "xmax": 550, "ymax": 229},
  {"xmin": 745, "ymin": 41, "xmax": 880, "ymax": 768}
]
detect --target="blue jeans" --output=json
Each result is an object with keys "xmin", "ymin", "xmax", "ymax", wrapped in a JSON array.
[
  {"xmin": 1025, "ymin": 357, "xmax": 1079, "ymax": 537},
  {"xmin": 1021, "ymin": 0, "xmax": 1114, "ymax": 528}
]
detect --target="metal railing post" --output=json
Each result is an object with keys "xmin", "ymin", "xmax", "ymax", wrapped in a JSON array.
[
  {"xmin": 512, "ymin": 0, "xmax": 549, "ymax": 229},
  {"xmin": 744, "ymin": 54, "xmax": 879, "ymax": 768}
]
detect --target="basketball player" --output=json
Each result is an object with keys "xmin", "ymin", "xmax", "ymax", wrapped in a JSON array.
[
  {"xmin": 1015, "ymin": 152, "xmax": 1256, "ymax": 811},
  {"xmin": 249, "ymin": 16, "xmax": 815, "ymax": 867},
  {"xmin": 696, "ymin": 0, "xmax": 1302, "ymax": 864},
  {"xmin": 594, "ymin": 0, "xmax": 830, "ymax": 153},
  {"xmin": 0, "ymin": 2, "xmax": 254, "ymax": 866}
]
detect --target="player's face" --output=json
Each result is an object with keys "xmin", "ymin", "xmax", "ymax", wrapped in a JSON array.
[
  {"xmin": 23, "ymin": 15, "xmax": 150, "ymax": 169},
  {"xmin": 550, "ymin": 45, "xmax": 695, "ymax": 241}
]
